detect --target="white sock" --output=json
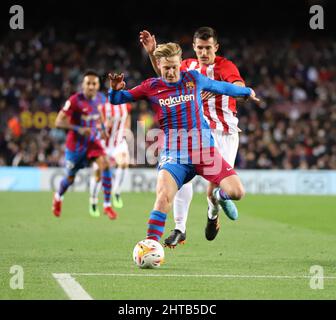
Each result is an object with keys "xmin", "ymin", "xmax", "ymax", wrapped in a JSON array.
[
  {"xmin": 207, "ymin": 196, "xmax": 219, "ymax": 220},
  {"xmin": 112, "ymin": 167, "xmax": 127, "ymax": 195},
  {"xmin": 173, "ymin": 183, "xmax": 193, "ymax": 233},
  {"xmin": 89, "ymin": 175, "xmax": 102, "ymax": 205},
  {"xmin": 55, "ymin": 193, "xmax": 63, "ymax": 201}
]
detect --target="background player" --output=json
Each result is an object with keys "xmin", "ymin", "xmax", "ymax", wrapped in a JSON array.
[
  {"xmin": 107, "ymin": 43, "xmax": 259, "ymax": 246},
  {"xmin": 52, "ymin": 70, "xmax": 117, "ymax": 220},
  {"xmin": 89, "ymin": 100, "xmax": 131, "ymax": 215},
  {"xmin": 140, "ymin": 27, "xmax": 247, "ymax": 246}
]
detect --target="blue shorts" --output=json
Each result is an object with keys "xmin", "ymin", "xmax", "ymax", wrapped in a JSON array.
[
  {"xmin": 64, "ymin": 148, "xmax": 89, "ymax": 176},
  {"xmin": 158, "ymin": 162, "xmax": 196, "ymax": 190}
]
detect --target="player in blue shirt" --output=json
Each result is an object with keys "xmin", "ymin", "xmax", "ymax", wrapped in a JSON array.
[{"xmin": 108, "ymin": 43, "xmax": 259, "ymax": 244}]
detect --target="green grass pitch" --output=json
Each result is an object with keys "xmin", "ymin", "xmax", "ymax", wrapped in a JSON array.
[{"xmin": 0, "ymin": 191, "xmax": 335, "ymax": 299}]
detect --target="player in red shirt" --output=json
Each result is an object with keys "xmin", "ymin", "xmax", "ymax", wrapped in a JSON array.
[
  {"xmin": 52, "ymin": 70, "xmax": 117, "ymax": 220},
  {"xmin": 140, "ymin": 27, "xmax": 247, "ymax": 247},
  {"xmin": 89, "ymin": 101, "xmax": 131, "ymax": 215}
]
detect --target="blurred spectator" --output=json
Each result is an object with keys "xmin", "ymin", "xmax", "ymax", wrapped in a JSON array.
[{"xmin": 7, "ymin": 116, "xmax": 21, "ymax": 137}]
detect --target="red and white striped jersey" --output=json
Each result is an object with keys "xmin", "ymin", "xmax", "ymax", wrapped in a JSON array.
[
  {"xmin": 181, "ymin": 56, "xmax": 244, "ymax": 134},
  {"xmin": 101, "ymin": 102, "xmax": 131, "ymax": 149}
]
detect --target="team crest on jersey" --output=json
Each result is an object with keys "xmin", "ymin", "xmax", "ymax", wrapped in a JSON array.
[{"xmin": 186, "ymin": 81, "xmax": 195, "ymax": 89}]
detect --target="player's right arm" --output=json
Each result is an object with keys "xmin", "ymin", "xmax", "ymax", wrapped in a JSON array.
[
  {"xmin": 139, "ymin": 30, "xmax": 161, "ymax": 76},
  {"xmin": 108, "ymin": 73, "xmax": 148, "ymax": 105},
  {"xmin": 55, "ymin": 98, "xmax": 91, "ymax": 136}
]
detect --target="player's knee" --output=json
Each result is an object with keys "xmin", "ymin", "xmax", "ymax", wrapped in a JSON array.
[
  {"xmin": 118, "ymin": 162, "xmax": 128, "ymax": 169},
  {"xmin": 231, "ymin": 185, "xmax": 245, "ymax": 200},
  {"xmin": 98, "ymin": 157, "xmax": 110, "ymax": 171},
  {"xmin": 94, "ymin": 168, "xmax": 101, "ymax": 181},
  {"xmin": 122, "ymin": 162, "xmax": 129, "ymax": 169},
  {"xmin": 103, "ymin": 160, "xmax": 110, "ymax": 170}
]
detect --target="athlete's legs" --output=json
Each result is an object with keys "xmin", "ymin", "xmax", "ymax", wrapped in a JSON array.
[
  {"xmin": 146, "ymin": 169, "xmax": 179, "ymax": 242},
  {"xmin": 52, "ymin": 150, "xmax": 85, "ymax": 217},
  {"xmin": 173, "ymin": 182, "xmax": 193, "ymax": 233},
  {"xmin": 95, "ymin": 155, "xmax": 112, "ymax": 208},
  {"xmin": 194, "ymin": 146, "xmax": 242, "ymax": 240},
  {"xmin": 56, "ymin": 175, "xmax": 75, "ymax": 199},
  {"xmin": 213, "ymin": 174, "xmax": 245, "ymax": 219},
  {"xmin": 89, "ymin": 161, "xmax": 102, "ymax": 216},
  {"xmin": 154, "ymin": 169, "xmax": 178, "ymax": 213},
  {"xmin": 207, "ymin": 132, "xmax": 239, "ymax": 219},
  {"xmin": 218, "ymin": 174, "xmax": 245, "ymax": 200},
  {"xmin": 204, "ymin": 174, "xmax": 244, "ymax": 240},
  {"xmin": 57, "ymin": 150, "xmax": 86, "ymax": 199},
  {"xmin": 206, "ymin": 182, "xmax": 219, "ymax": 219},
  {"xmin": 92, "ymin": 155, "xmax": 116, "ymax": 220},
  {"xmin": 112, "ymin": 149, "xmax": 129, "ymax": 208}
]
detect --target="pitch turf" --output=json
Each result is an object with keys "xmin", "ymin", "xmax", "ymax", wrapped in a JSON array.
[{"xmin": 0, "ymin": 192, "xmax": 335, "ymax": 300}]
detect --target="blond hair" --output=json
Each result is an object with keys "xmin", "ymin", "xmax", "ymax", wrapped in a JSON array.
[{"xmin": 153, "ymin": 42, "xmax": 182, "ymax": 60}]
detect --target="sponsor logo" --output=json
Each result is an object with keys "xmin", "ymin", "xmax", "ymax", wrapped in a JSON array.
[{"xmin": 159, "ymin": 94, "xmax": 195, "ymax": 108}]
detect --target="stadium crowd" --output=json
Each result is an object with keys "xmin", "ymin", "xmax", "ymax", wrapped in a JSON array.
[{"xmin": 1, "ymin": 28, "xmax": 335, "ymax": 169}]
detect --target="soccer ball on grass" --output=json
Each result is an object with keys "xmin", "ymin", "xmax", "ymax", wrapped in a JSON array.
[{"xmin": 133, "ymin": 239, "xmax": 165, "ymax": 269}]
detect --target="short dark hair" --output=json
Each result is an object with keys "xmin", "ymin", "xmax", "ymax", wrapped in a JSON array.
[
  {"xmin": 83, "ymin": 69, "xmax": 99, "ymax": 78},
  {"xmin": 193, "ymin": 27, "xmax": 218, "ymax": 43}
]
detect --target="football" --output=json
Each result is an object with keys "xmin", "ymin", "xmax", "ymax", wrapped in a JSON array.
[{"xmin": 133, "ymin": 239, "xmax": 165, "ymax": 269}]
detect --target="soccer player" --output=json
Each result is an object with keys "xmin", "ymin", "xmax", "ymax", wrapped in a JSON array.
[
  {"xmin": 89, "ymin": 101, "xmax": 131, "ymax": 215},
  {"xmin": 107, "ymin": 43, "xmax": 259, "ymax": 245},
  {"xmin": 52, "ymin": 70, "xmax": 117, "ymax": 220},
  {"xmin": 140, "ymin": 27, "xmax": 247, "ymax": 246}
]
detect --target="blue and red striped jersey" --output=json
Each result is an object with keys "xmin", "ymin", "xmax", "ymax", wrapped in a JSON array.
[
  {"xmin": 62, "ymin": 91, "xmax": 106, "ymax": 153},
  {"xmin": 108, "ymin": 70, "xmax": 251, "ymax": 163}
]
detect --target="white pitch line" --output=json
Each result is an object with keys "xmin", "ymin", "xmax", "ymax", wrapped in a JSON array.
[
  {"xmin": 71, "ymin": 273, "xmax": 336, "ymax": 279},
  {"xmin": 52, "ymin": 273, "xmax": 93, "ymax": 300}
]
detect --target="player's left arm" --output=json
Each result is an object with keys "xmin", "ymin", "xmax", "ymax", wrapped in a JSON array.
[
  {"xmin": 222, "ymin": 60, "xmax": 247, "ymax": 101},
  {"xmin": 201, "ymin": 61, "xmax": 246, "ymax": 101},
  {"xmin": 195, "ymin": 71, "xmax": 259, "ymax": 102},
  {"xmin": 231, "ymin": 80, "xmax": 248, "ymax": 102},
  {"xmin": 232, "ymin": 80, "xmax": 245, "ymax": 87},
  {"xmin": 201, "ymin": 80, "xmax": 245, "ymax": 101}
]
